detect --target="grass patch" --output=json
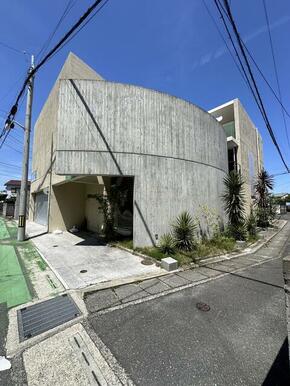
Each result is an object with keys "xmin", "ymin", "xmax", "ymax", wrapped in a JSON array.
[
  {"xmin": 36, "ymin": 259, "xmax": 47, "ymax": 271},
  {"xmin": 115, "ymin": 239, "xmax": 134, "ymax": 250}
]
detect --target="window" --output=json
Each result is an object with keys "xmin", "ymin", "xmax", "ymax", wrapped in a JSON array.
[{"xmin": 223, "ymin": 121, "xmax": 236, "ymax": 138}]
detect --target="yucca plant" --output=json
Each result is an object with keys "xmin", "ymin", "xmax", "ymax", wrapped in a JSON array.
[
  {"xmin": 158, "ymin": 233, "xmax": 176, "ymax": 255},
  {"xmin": 222, "ymin": 171, "xmax": 246, "ymax": 227},
  {"xmin": 172, "ymin": 211, "xmax": 196, "ymax": 251},
  {"xmin": 255, "ymin": 169, "xmax": 274, "ymax": 227}
]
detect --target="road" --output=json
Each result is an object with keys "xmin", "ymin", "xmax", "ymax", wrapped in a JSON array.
[{"xmin": 88, "ymin": 230, "xmax": 290, "ymax": 385}]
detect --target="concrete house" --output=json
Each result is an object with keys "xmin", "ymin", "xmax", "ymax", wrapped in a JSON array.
[
  {"xmin": 30, "ymin": 53, "xmax": 229, "ymax": 247},
  {"xmin": 3, "ymin": 179, "xmax": 31, "ymax": 219},
  {"xmin": 209, "ymin": 100, "xmax": 263, "ymax": 214}
]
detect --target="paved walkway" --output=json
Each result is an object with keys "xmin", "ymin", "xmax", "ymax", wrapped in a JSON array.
[
  {"xmin": 0, "ymin": 219, "xmax": 32, "ymax": 308},
  {"xmin": 28, "ymin": 224, "xmax": 165, "ymax": 289},
  {"xmin": 85, "ymin": 222, "xmax": 290, "ymax": 313},
  {"xmin": 0, "ymin": 218, "xmax": 63, "ymax": 309}
]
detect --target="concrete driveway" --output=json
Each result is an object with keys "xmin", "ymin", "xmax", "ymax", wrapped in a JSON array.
[{"xmin": 26, "ymin": 223, "xmax": 164, "ymax": 289}]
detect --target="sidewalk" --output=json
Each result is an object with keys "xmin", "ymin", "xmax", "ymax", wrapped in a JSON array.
[
  {"xmin": 0, "ymin": 218, "xmax": 63, "ymax": 309},
  {"xmin": 85, "ymin": 220, "xmax": 290, "ymax": 313}
]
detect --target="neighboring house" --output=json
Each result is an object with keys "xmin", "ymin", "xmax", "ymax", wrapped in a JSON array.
[
  {"xmin": 3, "ymin": 180, "xmax": 31, "ymax": 219},
  {"xmin": 209, "ymin": 100, "xmax": 263, "ymax": 215},
  {"xmin": 272, "ymin": 192, "xmax": 289, "ymax": 201},
  {"xmin": 30, "ymin": 52, "xmax": 229, "ymax": 247},
  {"xmin": 272, "ymin": 193, "xmax": 289, "ymax": 214}
]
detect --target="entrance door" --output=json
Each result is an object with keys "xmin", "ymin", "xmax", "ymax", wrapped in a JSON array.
[{"xmin": 34, "ymin": 191, "xmax": 48, "ymax": 226}]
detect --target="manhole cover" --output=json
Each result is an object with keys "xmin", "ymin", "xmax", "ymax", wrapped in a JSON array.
[
  {"xmin": 17, "ymin": 294, "xmax": 81, "ymax": 341},
  {"xmin": 80, "ymin": 269, "xmax": 87, "ymax": 273},
  {"xmin": 196, "ymin": 302, "xmax": 210, "ymax": 312},
  {"xmin": 141, "ymin": 259, "xmax": 153, "ymax": 265}
]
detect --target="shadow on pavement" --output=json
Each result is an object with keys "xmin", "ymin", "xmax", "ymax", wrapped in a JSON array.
[{"xmin": 262, "ymin": 337, "xmax": 290, "ymax": 385}]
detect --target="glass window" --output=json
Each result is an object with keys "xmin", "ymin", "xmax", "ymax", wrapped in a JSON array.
[{"xmin": 223, "ymin": 121, "xmax": 235, "ymax": 138}]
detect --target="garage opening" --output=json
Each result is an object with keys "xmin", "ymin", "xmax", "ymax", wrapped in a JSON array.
[
  {"xmin": 34, "ymin": 190, "xmax": 48, "ymax": 226},
  {"xmin": 51, "ymin": 176, "xmax": 134, "ymax": 242}
]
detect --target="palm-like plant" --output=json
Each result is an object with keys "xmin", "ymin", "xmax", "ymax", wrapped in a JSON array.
[
  {"xmin": 172, "ymin": 211, "xmax": 196, "ymax": 251},
  {"xmin": 222, "ymin": 171, "xmax": 246, "ymax": 227},
  {"xmin": 255, "ymin": 169, "xmax": 274, "ymax": 227},
  {"xmin": 158, "ymin": 233, "xmax": 176, "ymax": 255},
  {"xmin": 255, "ymin": 169, "xmax": 274, "ymax": 208}
]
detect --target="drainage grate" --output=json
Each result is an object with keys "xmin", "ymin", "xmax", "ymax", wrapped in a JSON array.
[{"xmin": 17, "ymin": 294, "xmax": 81, "ymax": 341}]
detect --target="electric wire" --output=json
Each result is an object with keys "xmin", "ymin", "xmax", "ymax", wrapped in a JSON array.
[
  {"xmin": 36, "ymin": 0, "xmax": 77, "ymax": 61},
  {"xmin": 202, "ymin": 0, "xmax": 252, "ymax": 93},
  {"xmin": 203, "ymin": 0, "xmax": 290, "ymax": 121},
  {"xmin": 0, "ymin": 41, "xmax": 25, "ymax": 55},
  {"xmin": 0, "ymin": 0, "xmax": 109, "ymax": 149},
  {"xmin": 214, "ymin": 0, "xmax": 289, "ymax": 171},
  {"xmin": 262, "ymin": 0, "xmax": 290, "ymax": 148}
]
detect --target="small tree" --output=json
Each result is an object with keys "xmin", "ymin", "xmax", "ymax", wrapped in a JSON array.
[
  {"xmin": 95, "ymin": 185, "xmax": 124, "ymax": 240},
  {"xmin": 255, "ymin": 169, "xmax": 274, "ymax": 227},
  {"xmin": 222, "ymin": 171, "xmax": 246, "ymax": 236}
]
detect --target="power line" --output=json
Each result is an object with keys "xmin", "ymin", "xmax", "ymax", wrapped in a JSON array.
[
  {"xmin": 36, "ymin": 0, "xmax": 77, "ymax": 61},
  {"xmin": 42, "ymin": 0, "xmax": 110, "ymax": 65},
  {"xmin": 3, "ymin": 143, "xmax": 22, "ymax": 154},
  {"xmin": 214, "ymin": 0, "xmax": 289, "ymax": 172},
  {"xmin": 7, "ymin": 134, "xmax": 22, "ymax": 145},
  {"xmin": 0, "ymin": 161, "xmax": 22, "ymax": 169},
  {"xmin": 262, "ymin": 0, "xmax": 290, "ymax": 148},
  {"xmin": 0, "ymin": 40, "xmax": 25, "ymax": 55},
  {"xmin": 241, "ymin": 43, "xmax": 290, "ymax": 121},
  {"xmin": 202, "ymin": 0, "xmax": 252, "ymax": 93},
  {"xmin": 0, "ymin": 0, "xmax": 109, "ymax": 148},
  {"xmin": 203, "ymin": 0, "xmax": 290, "ymax": 121}
]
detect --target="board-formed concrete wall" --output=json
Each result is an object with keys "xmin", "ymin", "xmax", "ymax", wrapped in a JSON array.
[{"xmin": 55, "ymin": 79, "xmax": 228, "ymax": 247}]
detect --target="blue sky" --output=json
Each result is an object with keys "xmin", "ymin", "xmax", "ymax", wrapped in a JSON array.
[{"xmin": 0, "ymin": 0, "xmax": 289, "ymax": 192}]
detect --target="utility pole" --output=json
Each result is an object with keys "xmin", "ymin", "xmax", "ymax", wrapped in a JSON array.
[{"xmin": 17, "ymin": 55, "xmax": 34, "ymax": 241}]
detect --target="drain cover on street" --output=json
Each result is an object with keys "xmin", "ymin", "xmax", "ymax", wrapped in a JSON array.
[
  {"xmin": 196, "ymin": 302, "xmax": 210, "ymax": 312},
  {"xmin": 17, "ymin": 294, "xmax": 81, "ymax": 342}
]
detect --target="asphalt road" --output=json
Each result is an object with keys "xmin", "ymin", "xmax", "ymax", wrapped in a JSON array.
[{"xmin": 89, "ymin": 257, "xmax": 289, "ymax": 385}]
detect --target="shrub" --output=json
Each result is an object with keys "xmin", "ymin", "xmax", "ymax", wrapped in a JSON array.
[
  {"xmin": 158, "ymin": 233, "xmax": 176, "ymax": 255},
  {"xmin": 172, "ymin": 211, "xmax": 196, "ymax": 251},
  {"xmin": 227, "ymin": 223, "xmax": 247, "ymax": 241},
  {"xmin": 246, "ymin": 210, "xmax": 257, "ymax": 237}
]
